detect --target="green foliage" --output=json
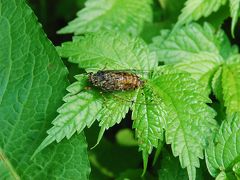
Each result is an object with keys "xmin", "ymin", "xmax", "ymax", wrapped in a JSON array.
[
  {"xmin": 95, "ymin": 91, "xmax": 134, "ymax": 146},
  {"xmin": 176, "ymin": 0, "xmax": 240, "ymax": 36},
  {"xmin": 229, "ymin": 0, "xmax": 240, "ymax": 36},
  {"xmin": 206, "ymin": 113, "xmax": 240, "ymax": 178},
  {"xmin": 0, "ymin": 0, "xmax": 90, "ymax": 179},
  {"xmin": 85, "ymin": 124, "xmax": 142, "ymax": 179},
  {"xmin": 151, "ymin": 23, "xmax": 222, "ymax": 64},
  {"xmin": 151, "ymin": 23, "xmax": 224, "ymax": 92},
  {"xmin": 149, "ymin": 67, "xmax": 217, "ymax": 180},
  {"xmin": 212, "ymin": 68, "xmax": 223, "ymax": 102},
  {"xmin": 36, "ymin": 31, "xmax": 159, "ymax": 159},
  {"xmin": 218, "ymin": 32, "xmax": 239, "ymax": 59},
  {"xmin": 33, "ymin": 86, "xmax": 103, "ymax": 157},
  {"xmin": 132, "ymin": 87, "xmax": 165, "ymax": 154},
  {"xmin": 157, "ymin": 148, "xmax": 211, "ymax": 180},
  {"xmin": 151, "ymin": 23, "xmax": 240, "ymax": 112},
  {"xmin": 233, "ymin": 162, "xmax": 240, "ymax": 178},
  {"xmin": 176, "ymin": 0, "xmax": 227, "ymax": 26},
  {"xmin": 0, "ymin": 149, "xmax": 19, "ymax": 180},
  {"xmin": 222, "ymin": 55, "xmax": 240, "ymax": 115},
  {"xmin": 36, "ymin": 31, "xmax": 218, "ymax": 180},
  {"xmin": 58, "ymin": 0, "xmax": 153, "ymax": 36},
  {"xmin": 150, "ymin": 22, "xmax": 240, "ymax": 179},
  {"xmin": 158, "ymin": 0, "xmax": 185, "ymax": 21},
  {"xmin": 57, "ymin": 31, "xmax": 157, "ymax": 71},
  {"xmin": 2, "ymin": 0, "xmax": 240, "ymax": 179}
]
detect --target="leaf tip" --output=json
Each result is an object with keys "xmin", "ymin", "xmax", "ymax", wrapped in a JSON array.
[
  {"xmin": 31, "ymin": 146, "xmax": 43, "ymax": 160},
  {"xmin": 31, "ymin": 135, "xmax": 55, "ymax": 160},
  {"xmin": 56, "ymin": 27, "xmax": 68, "ymax": 35},
  {"xmin": 231, "ymin": 24, "xmax": 235, "ymax": 38},
  {"xmin": 90, "ymin": 143, "xmax": 98, "ymax": 150},
  {"xmin": 141, "ymin": 151, "xmax": 149, "ymax": 176},
  {"xmin": 91, "ymin": 127, "xmax": 106, "ymax": 149}
]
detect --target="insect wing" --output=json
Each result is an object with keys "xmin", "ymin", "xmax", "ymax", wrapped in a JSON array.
[{"xmin": 103, "ymin": 69, "xmax": 154, "ymax": 78}]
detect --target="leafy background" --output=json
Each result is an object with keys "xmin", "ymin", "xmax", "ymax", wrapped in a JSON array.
[
  {"xmin": 1, "ymin": 0, "xmax": 240, "ymax": 179},
  {"xmin": 0, "ymin": 0, "xmax": 90, "ymax": 179}
]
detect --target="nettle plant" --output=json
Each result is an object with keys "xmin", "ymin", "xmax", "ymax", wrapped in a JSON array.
[
  {"xmin": 1, "ymin": 0, "xmax": 240, "ymax": 179},
  {"xmin": 33, "ymin": 31, "xmax": 217, "ymax": 179}
]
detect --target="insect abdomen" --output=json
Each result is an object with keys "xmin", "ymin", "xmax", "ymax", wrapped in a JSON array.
[{"xmin": 89, "ymin": 71, "xmax": 144, "ymax": 91}]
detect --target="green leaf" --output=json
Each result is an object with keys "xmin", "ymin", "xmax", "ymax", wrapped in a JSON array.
[
  {"xmin": 176, "ymin": 0, "xmax": 227, "ymax": 27},
  {"xmin": 57, "ymin": 31, "xmax": 157, "ymax": 71},
  {"xmin": 132, "ymin": 87, "xmax": 166, "ymax": 154},
  {"xmin": 233, "ymin": 162, "xmax": 240, "ymax": 177},
  {"xmin": 38, "ymin": 31, "xmax": 159, "ymax": 157},
  {"xmin": 222, "ymin": 55, "xmax": 240, "ymax": 115},
  {"xmin": 151, "ymin": 23, "xmax": 223, "ymax": 91},
  {"xmin": 151, "ymin": 23, "xmax": 223, "ymax": 63},
  {"xmin": 215, "ymin": 171, "xmax": 237, "ymax": 180},
  {"xmin": 152, "ymin": 140, "xmax": 164, "ymax": 166},
  {"xmin": 158, "ymin": 0, "xmax": 185, "ymax": 21},
  {"xmin": 229, "ymin": 0, "xmax": 240, "ymax": 36},
  {"xmin": 95, "ymin": 91, "xmax": 134, "ymax": 146},
  {"xmin": 211, "ymin": 102, "xmax": 227, "ymax": 124},
  {"xmin": 0, "ymin": 163, "xmax": 11, "ymax": 180},
  {"xmin": 212, "ymin": 67, "xmax": 223, "ymax": 102},
  {"xmin": 218, "ymin": 32, "xmax": 239, "ymax": 60},
  {"xmin": 206, "ymin": 113, "xmax": 240, "ymax": 177},
  {"xmin": 33, "ymin": 75, "xmax": 103, "ymax": 157},
  {"xmin": 149, "ymin": 66, "xmax": 217, "ymax": 180},
  {"xmin": 0, "ymin": 0, "xmax": 90, "ymax": 178},
  {"xmin": 200, "ymin": 4, "xmax": 230, "ymax": 29},
  {"xmin": 140, "ymin": 22, "xmax": 171, "ymax": 44},
  {"xmin": 0, "ymin": 149, "xmax": 19, "ymax": 180},
  {"xmin": 216, "ymin": 171, "xmax": 237, "ymax": 180},
  {"xmin": 174, "ymin": 55, "xmax": 221, "ymax": 93},
  {"xmin": 58, "ymin": 0, "xmax": 153, "ymax": 36},
  {"xmin": 131, "ymin": 86, "xmax": 166, "ymax": 173}
]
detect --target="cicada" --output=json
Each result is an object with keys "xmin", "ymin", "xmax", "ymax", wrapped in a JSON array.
[
  {"xmin": 88, "ymin": 70, "xmax": 145, "ymax": 91},
  {"xmin": 85, "ymin": 69, "xmax": 158, "ymax": 106}
]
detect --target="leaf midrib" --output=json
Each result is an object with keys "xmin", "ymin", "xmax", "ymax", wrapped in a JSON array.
[{"xmin": 0, "ymin": 148, "xmax": 20, "ymax": 180}]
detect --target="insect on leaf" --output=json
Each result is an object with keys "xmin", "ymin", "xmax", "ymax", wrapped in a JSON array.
[
  {"xmin": 34, "ymin": 32, "xmax": 159, "ymax": 159},
  {"xmin": 38, "ymin": 29, "xmax": 217, "ymax": 180}
]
